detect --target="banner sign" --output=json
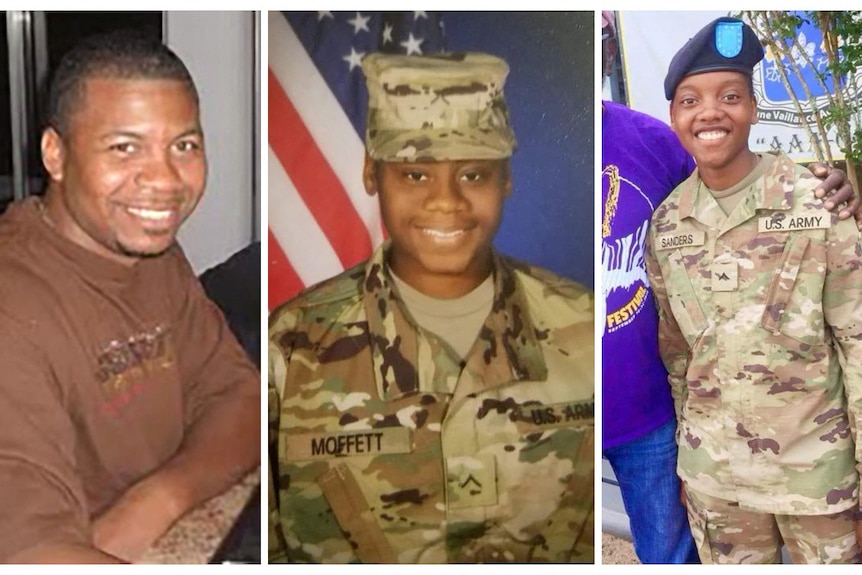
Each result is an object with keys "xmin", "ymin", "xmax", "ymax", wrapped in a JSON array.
[{"xmin": 618, "ymin": 10, "xmax": 862, "ymax": 162}]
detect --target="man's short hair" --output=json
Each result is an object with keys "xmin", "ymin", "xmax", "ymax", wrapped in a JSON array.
[{"xmin": 47, "ymin": 30, "xmax": 198, "ymax": 134}]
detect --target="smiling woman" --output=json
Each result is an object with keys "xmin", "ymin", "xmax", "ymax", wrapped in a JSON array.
[
  {"xmin": 645, "ymin": 15, "xmax": 862, "ymax": 565},
  {"xmin": 269, "ymin": 36, "xmax": 595, "ymax": 564},
  {"xmin": 366, "ymin": 159, "xmax": 509, "ymax": 299},
  {"xmin": 669, "ymin": 71, "xmax": 759, "ymax": 191}
]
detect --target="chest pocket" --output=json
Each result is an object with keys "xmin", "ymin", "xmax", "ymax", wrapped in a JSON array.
[
  {"xmin": 489, "ymin": 401, "xmax": 594, "ymax": 562},
  {"xmin": 509, "ymin": 400, "xmax": 593, "ymax": 504},
  {"xmin": 280, "ymin": 427, "xmax": 444, "ymax": 564},
  {"xmin": 665, "ymin": 249, "xmax": 708, "ymax": 347},
  {"xmin": 759, "ymin": 235, "xmax": 826, "ymax": 347}
]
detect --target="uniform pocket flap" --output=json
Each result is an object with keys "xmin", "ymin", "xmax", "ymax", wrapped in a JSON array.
[
  {"xmin": 318, "ymin": 463, "xmax": 398, "ymax": 564},
  {"xmin": 666, "ymin": 249, "xmax": 708, "ymax": 345},
  {"xmin": 761, "ymin": 236, "xmax": 810, "ymax": 334}
]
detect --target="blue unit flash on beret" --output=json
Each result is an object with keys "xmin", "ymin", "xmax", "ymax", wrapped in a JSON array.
[{"xmin": 715, "ymin": 21, "xmax": 743, "ymax": 58}]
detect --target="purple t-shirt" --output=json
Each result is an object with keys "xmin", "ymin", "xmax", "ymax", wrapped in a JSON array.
[{"xmin": 601, "ymin": 101, "xmax": 696, "ymax": 450}]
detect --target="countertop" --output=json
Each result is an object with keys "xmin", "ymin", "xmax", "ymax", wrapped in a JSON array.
[{"xmin": 139, "ymin": 467, "xmax": 260, "ymax": 564}]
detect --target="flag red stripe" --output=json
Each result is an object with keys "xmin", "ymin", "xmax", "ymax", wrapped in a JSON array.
[
  {"xmin": 268, "ymin": 229, "xmax": 304, "ymax": 309},
  {"xmin": 268, "ymin": 69, "xmax": 372, "ymax": 269}
]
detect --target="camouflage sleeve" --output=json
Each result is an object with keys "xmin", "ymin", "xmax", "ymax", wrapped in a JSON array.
[
  {"xmin": 645, "ymin": 227, "xmax": 690, "ymax": 433},
  {"xmin": 267, "ymin": 306, "xmax": 297, "ymax": 563},
  {"xmin": 822, "ymin": 216, "xmax": 862, "ymax": 506}
]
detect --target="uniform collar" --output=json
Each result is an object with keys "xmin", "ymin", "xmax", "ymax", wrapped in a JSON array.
[
  {"xmin": 677, "ymin": 152, "xmax": 795, "ymax": 231},
  {"xmin": 362, "ymin": 242, "xmax": 547, "ymax": 401}
]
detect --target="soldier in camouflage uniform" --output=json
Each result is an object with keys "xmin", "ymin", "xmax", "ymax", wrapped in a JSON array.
[
  {"xmin": 645, "ymin": 17, "xmax": 862, "ymax": 564},
  {"xmin": 268, "ymin": 52, "xmax": 594, "ymax": 563}
]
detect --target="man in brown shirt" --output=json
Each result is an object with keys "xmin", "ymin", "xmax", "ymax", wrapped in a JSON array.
[{"xmin": 0, "ymin": 32, "xmax": 260, "ymax": 563}]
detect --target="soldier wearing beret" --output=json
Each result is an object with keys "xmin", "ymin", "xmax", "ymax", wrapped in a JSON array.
[
  {"xmin": 269, "ymin": 52, "xmax": 594, "ymax": 563},
  {"xmin": 644, "ymin": 16, "xmax": 862, "ymax": 563}
]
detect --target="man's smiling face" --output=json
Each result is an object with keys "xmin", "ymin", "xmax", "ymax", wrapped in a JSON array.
[{"xmin": 43, "ymin": 76, "xmax": 206, "ymax": 265}]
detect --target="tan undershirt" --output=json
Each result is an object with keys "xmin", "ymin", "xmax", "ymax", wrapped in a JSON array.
[
  {"xmin": 389, "ymin": 271, "xmax": 494, "ymax": 360},
  {"xmin": 708, "ymin": 153, "xmax": 775, "ymax": 215}
]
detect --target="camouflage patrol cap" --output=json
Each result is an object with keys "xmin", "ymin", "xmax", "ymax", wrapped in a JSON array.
[{"xmin": 361, "ymin": 52, "xmax": 516, "ymax": 162}]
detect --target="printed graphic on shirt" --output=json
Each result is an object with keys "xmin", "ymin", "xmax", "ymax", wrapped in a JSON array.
[
  {"xmin": 602, "ymin": 164, "xmax": 655, "ymax": 335},
  {"xmin": 96, "ymin": 324, "xmax": 176, "ymax": 416}
]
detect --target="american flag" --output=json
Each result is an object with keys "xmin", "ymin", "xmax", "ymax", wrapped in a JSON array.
[
  {"xmin": 268, "ymin": 11, "xmax": 446, "ymax": 309},
  {"xmin": 268, "ymin": 12, "xmax": 595, "ymax": 310}
]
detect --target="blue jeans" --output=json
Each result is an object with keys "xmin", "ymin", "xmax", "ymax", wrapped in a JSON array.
[{"xmin": 604, "ymin": 419, "xmax": 699, "ymax": 564}]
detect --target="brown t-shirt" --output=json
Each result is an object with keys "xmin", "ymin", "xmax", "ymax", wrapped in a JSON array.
[{"xmin": 0, "ymin": 198, "xmax": 259, "ymax": 560}]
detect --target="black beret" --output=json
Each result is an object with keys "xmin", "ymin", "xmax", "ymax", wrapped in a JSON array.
[{"xmin": 664, "ymin": 17, "xmax": 764, "ymax": 100}]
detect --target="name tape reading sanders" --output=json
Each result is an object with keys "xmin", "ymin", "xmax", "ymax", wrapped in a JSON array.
[
  {"xmin": 285, "ymin": 427, "xmax": 413, "ymax": 461},
  {"xmin": 656, "ymin": 230, "xmax": 706, "ymax": 251},
  {"xmin": 758, "ymin": 213, "xmax": 831, "ymax": 233}
]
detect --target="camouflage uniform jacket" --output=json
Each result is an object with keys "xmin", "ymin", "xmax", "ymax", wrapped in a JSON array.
[
  {"xmin": 645, "ymin": 152, "xmax": 862, "ymax": 515},
  {"xmin": 269, "ymin": 244, "xmax": 594, "ymax": 563}
]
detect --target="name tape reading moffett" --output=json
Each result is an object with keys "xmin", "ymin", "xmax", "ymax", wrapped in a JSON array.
[{"xmin": 285, "ymin": 427, "xmax": 413, "ymax": 460}]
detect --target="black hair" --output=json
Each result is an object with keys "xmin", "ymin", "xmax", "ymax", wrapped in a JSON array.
[{"xmin": 47, "ymin": 30, "xmax": 198, "ymax": 134}]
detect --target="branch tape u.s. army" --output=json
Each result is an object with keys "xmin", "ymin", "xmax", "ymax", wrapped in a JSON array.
[
  {"xmin": 758, "ymin": 212, "xmax": 831, "ymax": 232},
  {"xmin": 285, "ymin": 427, "xmax": 412, "ymax": 461},
  {"xmin": 513, "ymin": 400, "xmax": 595, "ymax": 434}
]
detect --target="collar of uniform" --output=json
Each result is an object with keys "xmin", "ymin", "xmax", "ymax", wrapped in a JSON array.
[
  {"xmin": 748, "ymin": 151, "xmax": 794, "ymax": 211},
  {"xmin": 678, "ymin": 152, "xmax": 794, "ymax": 219},
  {"xmin": 676, "ymin": 170, "xmax": 701, "ymax": 221},
  {"xmin": 461, "ymin": 252, "xmax": 548, "ymax": 398},
  {"xmin": 677, "ymin": 169, "xmax": 729, "ymax": 228},
  {"xmin": 362, "ymin": 243, "xmax": 547, "ymax": 402}
]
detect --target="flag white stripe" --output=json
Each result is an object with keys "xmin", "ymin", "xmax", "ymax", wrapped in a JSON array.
[
  {"xmin": 268, "ymin": 147, "xmax": 344, "ymax": 285},
  {"xmin": 268, "ymin": 12, "xmax": 384, "ymax": 248}
]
